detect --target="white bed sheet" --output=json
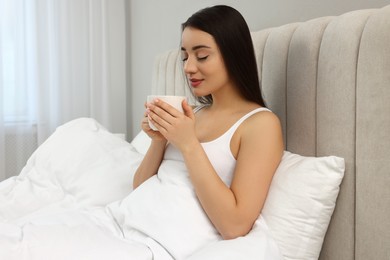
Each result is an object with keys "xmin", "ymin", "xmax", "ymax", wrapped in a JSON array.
[
  {"xmin": 0, "ymin": 208, "xmax": 157, "ymax": 260},
  {"xmin": 0, "ymin": 118, "xmax": 283, "ymax": 260}
]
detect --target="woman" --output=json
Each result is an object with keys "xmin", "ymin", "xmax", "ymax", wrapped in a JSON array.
[{"xmin": 133, "ymin": 4, "xmax": 284, "ymax": 256}]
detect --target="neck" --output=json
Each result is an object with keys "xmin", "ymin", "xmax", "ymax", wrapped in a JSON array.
[{"xmin": 209, "ymin": 84, "xmax": 247, "ymax": 112}]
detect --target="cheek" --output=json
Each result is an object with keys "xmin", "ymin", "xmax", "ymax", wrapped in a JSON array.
[
  {"xmin": 203, "ymin": 72, "xmax": 229, "ymax": 94},
  {"xmin": 210, "ymin": 66, "xmax": 229, "ymax": 85},
  {"xmin": 199, "ymin": 57, "xmax": 230, "ymax": 88},
  {"xmin": 202, "ymin": 60, "xmax": 227, "ymax": 78}
]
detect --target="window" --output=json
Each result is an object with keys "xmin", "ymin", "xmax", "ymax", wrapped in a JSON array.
[{"xmin": 1, "ymin": 0, "xmax": 35, "ymax": 124}]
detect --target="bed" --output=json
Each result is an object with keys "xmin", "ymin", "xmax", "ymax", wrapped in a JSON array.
[{"xmin": 1, "ymin": 4, "xmax": 389, "ymax": 260}]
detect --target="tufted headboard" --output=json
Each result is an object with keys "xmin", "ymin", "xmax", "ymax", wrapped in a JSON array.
[{"xmin": 151, "ymin": 5, "xmax": 390, "ymax": 260}]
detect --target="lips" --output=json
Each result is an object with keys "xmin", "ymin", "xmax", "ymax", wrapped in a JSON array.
[{"xmin": 189, "ymin": 78, "xmax": 203, "ymax": 87}]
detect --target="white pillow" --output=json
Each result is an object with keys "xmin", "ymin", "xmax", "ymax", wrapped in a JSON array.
[{"xmin": 261, "ymin": 151, "xmax": 345, "ymax": 260}]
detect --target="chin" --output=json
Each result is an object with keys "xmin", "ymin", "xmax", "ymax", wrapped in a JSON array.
[{"xmin": 192, "ymin": 89, "xmax": 208, "ymax": 98}]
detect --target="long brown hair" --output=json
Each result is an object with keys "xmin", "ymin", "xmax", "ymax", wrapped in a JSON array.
[{"xmin": 182, "ymin": 5, "xmax": 266, "ymax": 107}]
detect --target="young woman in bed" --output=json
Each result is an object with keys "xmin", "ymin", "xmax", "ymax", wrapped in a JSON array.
[{"xmin": 132, "ymin": 4, "xmax": 283, "ymax": 259}]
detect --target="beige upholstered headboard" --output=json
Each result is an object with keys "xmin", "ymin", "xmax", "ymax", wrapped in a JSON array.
[{"xmin": 151, "ymin": 5, "xmax": 390, "ymax": 260}]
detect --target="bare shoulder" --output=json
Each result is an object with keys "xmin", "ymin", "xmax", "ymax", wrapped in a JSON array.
[
  {"xmin": 237, "ymin": 109, "xmax": 284, "ymax": 155},
  {"xmin": 231, "ymin": 108, "xmax": 283, "ymax": 160},
  {"xmin": 241, "ymin": 109, "xmax": 282, "ymax": 136}
]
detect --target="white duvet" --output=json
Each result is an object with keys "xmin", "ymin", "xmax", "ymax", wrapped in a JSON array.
[{"xmin": 0, "ymin": 118, "xmax": 283, "ymax": 260}]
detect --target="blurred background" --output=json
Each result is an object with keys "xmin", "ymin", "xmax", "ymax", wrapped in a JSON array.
[{"xmin": 0, "ymin": 0, "xmax": 388, "ymax": 181}]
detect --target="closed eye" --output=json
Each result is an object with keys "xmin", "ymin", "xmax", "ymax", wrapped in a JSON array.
[
  {"xmin": 182, "ymin": 55, "xmax": 208, "ymax": 62},
  {"xmin": 197, "ymin": 55, "xmax": 209, "ymax": 61}
]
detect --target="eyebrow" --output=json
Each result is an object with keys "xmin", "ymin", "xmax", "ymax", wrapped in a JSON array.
[{"xmin": 181, "ymin": 45, "xmax": 211, "ymax": 51}]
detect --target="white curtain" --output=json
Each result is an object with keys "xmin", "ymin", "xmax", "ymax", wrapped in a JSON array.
[{"xmin": 0, "ymin": 0, "xmax": 127, "ymax": 181}]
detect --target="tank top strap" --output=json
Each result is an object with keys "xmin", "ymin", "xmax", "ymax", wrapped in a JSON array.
[
  {"xmin": 235, "ymin": 107, "xmax": 271, "ymax": 125},
  {"xmin": 225, "ymin": 107, "xmax": 271, "ymax": 141}
]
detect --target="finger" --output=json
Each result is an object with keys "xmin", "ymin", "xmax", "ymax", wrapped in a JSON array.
[
  {"xmin": 153, "ymin": 99, "xmax": 181, "ymax": 118},
  {"xmin": 148, "ymin": 110, "xmax": 169, "ymax": 131},
  {"xmin": 148, "ymin": 103, "xmax": 176, "ymax": 126},
  {"xmin": 182, "ymin": 99, "xmax": 195, "ymax": 120},
  {"xmin": 141, "ymin": 117, "xmax": 150, "ymax": 131},
  {"xmin": 142, "ymin": 116, "xmax": 150, "ymax": 124},
  {"xmin": 144, "ymin": 107, "xmax": 151, "ymax": 118}
]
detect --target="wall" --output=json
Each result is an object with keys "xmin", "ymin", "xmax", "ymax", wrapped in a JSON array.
[{"xmin": 127, "ymin": 0, "xmax": 389, "ymax": 138}]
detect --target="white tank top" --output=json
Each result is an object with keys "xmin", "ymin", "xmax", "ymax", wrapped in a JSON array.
[{"xmin": 163, "ymin": 105, "xmax": 271, "ymax": 187}]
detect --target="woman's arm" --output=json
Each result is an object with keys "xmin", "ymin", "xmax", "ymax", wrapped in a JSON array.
[
  {"xmin": 148, "ymin": 100, "xmax": 284, "ymax": 239},
  {"xmin": 133, "ymin": 105, "xmax": 168, "ymax": 189},
  {"xmin": 133, "ymin": 139, "xmax": 166, "ymax": 189},
  {"xmin": 182, "ymin": 112, "xmax": 283, "ymax": 239}
]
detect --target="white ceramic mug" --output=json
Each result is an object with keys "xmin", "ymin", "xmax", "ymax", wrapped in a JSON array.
[{"xmin": 146, "ymin": 95, "xmax": 187, "ymax": 131}]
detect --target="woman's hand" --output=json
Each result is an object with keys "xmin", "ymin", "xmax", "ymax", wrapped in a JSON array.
[
  {"xmin": 146, "ymin": 98, "xmax": 198, "ymax": 152},
  {"xmin": 141, "ymin": 102, "xmax": 167, "ymax": 143}
]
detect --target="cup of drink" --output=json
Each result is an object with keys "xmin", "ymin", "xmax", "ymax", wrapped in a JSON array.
[{"xmin": 146, "ymin": 95, "xmax": 187, "ymax": 131}]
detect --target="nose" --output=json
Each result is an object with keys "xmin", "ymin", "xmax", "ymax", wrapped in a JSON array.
[{"xmin": 183, "ymin": 56, "xmax": 197, "ymax": 75}]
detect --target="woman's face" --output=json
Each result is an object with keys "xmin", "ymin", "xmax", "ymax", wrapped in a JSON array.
[{"xmin": 181, "ymin": 27, "xmax": 230, "ymax": 97}]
